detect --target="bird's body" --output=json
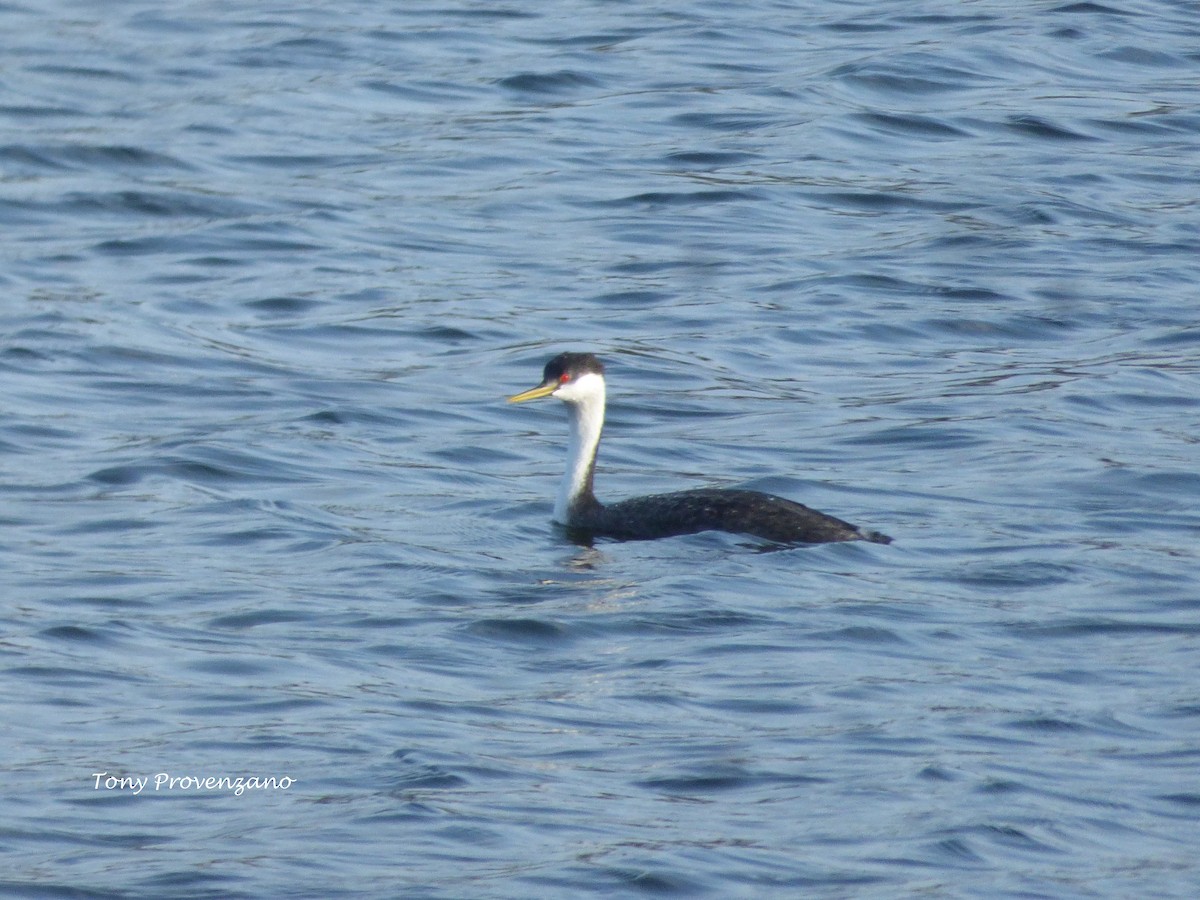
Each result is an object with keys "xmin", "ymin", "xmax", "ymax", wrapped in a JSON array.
[
  {"xmin": 508, "ymin": 352, "xmax": 890, "ymax": 546},
  {"xmin": 567, "ymin": 488, "xmax": 877, "ymax": 544}
]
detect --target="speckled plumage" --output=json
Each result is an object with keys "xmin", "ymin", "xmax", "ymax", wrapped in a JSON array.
[{"xmin": 509, "ymin": 352, "xmax": 891, "ymax": 546}]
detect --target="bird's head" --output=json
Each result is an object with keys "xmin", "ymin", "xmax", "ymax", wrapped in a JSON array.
[{"xmin": 508, "ymin": 352, "xmax": 606, "ymax": 406}]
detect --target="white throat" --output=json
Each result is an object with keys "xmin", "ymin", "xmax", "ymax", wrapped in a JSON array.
[{"xmin": 552, "ymin": 371, "xmax": 606, "ymax": 523}]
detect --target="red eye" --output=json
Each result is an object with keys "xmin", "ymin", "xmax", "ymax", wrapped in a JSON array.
[{"xmin": 559, "ymin": 373, "xmax": 571, "ymax": 383}]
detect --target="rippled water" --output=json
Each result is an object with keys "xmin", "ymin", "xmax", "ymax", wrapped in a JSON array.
[{"xmin": 3, "ymin": 1, "xmax": 1199, "ymax": 896}]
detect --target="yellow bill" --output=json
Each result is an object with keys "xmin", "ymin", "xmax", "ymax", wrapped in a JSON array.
[{"xmin": 507, "ymin": 381, "xmax": 557, "ymax": 403}]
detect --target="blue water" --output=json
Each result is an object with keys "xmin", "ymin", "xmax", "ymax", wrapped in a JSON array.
[{"xmin": 2, "ymin": 1, "xmax": 1198, "ymax": 896}]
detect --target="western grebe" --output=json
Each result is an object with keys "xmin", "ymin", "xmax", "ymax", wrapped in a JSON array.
[{"xmin": 508, "ymin": 352, "xmax": 891, "ymax": 545}]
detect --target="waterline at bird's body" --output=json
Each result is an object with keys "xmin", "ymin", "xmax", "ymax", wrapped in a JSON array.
[{"xmin": 508, "ymin": 352, "xmax": 891, "ymax": 546}]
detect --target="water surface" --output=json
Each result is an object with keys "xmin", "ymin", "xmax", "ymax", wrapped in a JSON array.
[{"xmin": 2, "ymin": 1, "xmax": 1198, "ymax": 897}]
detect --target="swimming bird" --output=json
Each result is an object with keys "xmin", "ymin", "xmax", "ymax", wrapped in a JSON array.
[{"xmin": 508, "ymin": 352, "xmax": 891, "ymax": 545}]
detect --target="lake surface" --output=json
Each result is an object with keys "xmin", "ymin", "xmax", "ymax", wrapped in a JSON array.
[{"xmin": 2, "ymin": 1, "xmax": 1198, "ymax": 896}]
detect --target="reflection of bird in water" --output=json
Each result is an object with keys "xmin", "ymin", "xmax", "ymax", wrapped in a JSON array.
[{"xmin": 509, "ymin": 352, "xmax": 891, "ymax": 545}]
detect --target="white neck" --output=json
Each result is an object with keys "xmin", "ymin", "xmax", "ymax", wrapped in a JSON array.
[{"xmin": 552, "ymin": 372, "xmax": 606, "ymax": 523}]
